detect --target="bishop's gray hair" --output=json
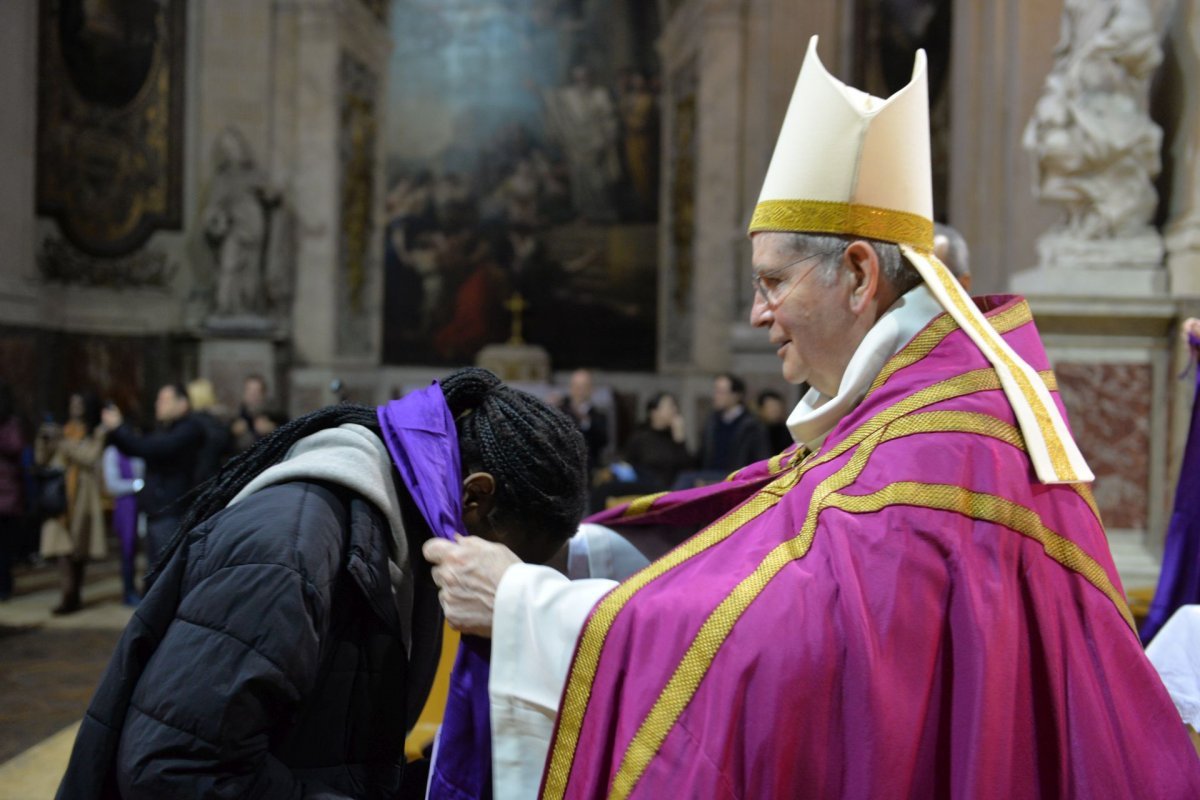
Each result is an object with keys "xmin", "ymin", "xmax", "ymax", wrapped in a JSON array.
[{"xmin": 775, "ymin": 232, "xmax": 922, "ymax": 296}]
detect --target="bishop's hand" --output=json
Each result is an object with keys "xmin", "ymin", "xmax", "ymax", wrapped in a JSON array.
[{"xmin": 423, "ymin": 535, "xmax": 520, "ymax": 638}]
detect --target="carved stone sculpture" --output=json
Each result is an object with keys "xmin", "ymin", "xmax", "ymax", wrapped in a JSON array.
[
  {"xmin": 201, "ymin": 127, "xmax": 295, "ymax": 321},
  {"xmin": 1023, "ymin": 0, "xmax": 1164, "ymax": 269}
]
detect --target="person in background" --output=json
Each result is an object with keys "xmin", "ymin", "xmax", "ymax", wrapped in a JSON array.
[
  {"xmin": 37, "ymin": 392, "xmax": 108, "ymax": 615},
  {"xmin": 230, "ymin": 374, "xmax": 280, "ymax": 454},
  {"xmin": 698, "ymin": 373, "xmax": 771, "ymax": 474},
  {"xmin": 104, "ymin": 384, "xmax": 205, "ymax": 571},
  {"xmin": 560, "ymin": 368, "xmax": 609, "ymax": 475},
  {"xmin": 102, "ymin": 440, "xmax": 145, "ymax": 607},
  {"xmin": 187, "ymin": 378, "xmax": 232, "ymax": 484},
  {"xmin": 621, "ymin": 392, "xmax": 693, "ymax": 491},
  {"xmin": 0, "ymin": 383, "xmax": 25, "ymax": 601},
  {"xmin": 933, "ymin": 221, "xmax": 971, "ymax": 292},
  {"xmin": 757, "ymin": 388, "xmax": 793, "ymax": 454}
]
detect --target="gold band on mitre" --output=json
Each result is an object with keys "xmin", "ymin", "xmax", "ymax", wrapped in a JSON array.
[{"xmin": 748, "ymin": 199, "xmax": 934, "ymax": 250}]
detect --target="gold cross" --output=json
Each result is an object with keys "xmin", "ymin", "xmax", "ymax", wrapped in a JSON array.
[{"xmin": 505, "ymin": 291, "xmax": 528, "ymax": 345}]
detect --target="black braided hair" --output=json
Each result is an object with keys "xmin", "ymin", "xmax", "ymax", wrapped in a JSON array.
[
  {"xmin": 440, "ymin": 367, "xmax": 588, "ymax": 558},
  {"xmin": 147, "ymin": 367, "xmax": 588, "ymax": 581}
]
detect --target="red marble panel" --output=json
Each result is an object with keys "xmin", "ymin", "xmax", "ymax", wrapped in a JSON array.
[{"xmin": 1053, "ymin": 362, "xmax": 1151, "ymax": 530}]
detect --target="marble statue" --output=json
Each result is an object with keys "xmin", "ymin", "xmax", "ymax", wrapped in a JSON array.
[
  {"xmin": 1023, "ymin": 0, "xmax": 1164, "ymax": 268},
  {"xmin": 202, "ymin": 127, "xmax": 295, "ymax": 319}
]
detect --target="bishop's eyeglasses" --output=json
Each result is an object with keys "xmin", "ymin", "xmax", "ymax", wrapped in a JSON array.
[{"xmin": 751, "ymin": 249, "xmax": 842, "ymax": 308}]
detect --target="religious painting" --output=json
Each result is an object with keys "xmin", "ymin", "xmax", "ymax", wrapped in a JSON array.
[
  {"xmin": 381, "ymin": 1, "xmax": 661, "ymax": 370},
  {"xmin": 852, "ymin": 0, "xmax": 952, "ymax": 217},
  {"xmin": 36, "ymin": 0, "xmax": 186, "ymax": 258}
]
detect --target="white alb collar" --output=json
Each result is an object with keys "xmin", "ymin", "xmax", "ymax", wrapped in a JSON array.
[{"xmin": 786, "ymin": 283, "xmax": 943, "ymax": 450}]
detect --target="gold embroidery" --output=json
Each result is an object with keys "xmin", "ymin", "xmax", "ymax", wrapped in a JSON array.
[
  {"xmin": 822, "ymin": 482, "xmax": 1134, "ymax": 631},
  {"xmin": 1072, "ymin": 483, "xmax": 1103, "ymax": 525},
  {"xmin": 607, "ymin": 422, "xmax": 894, "ymax": 798},
  {"xmin": 866, "ymin": 300, "xmax": 1034, "ymax": 398},
  {"xmin": 622, "ymin": 492, "xmax": 669, "ymax": 518},
  {"xmin": 540, "ymin": 468, "xmax": 804, "ymax": 800},
  {"xmin": 749, "ymin": 199, "xmax": 934, "ymax": 249},
  {"xmin": 908, "ymin": 247, "xmax": 1081, "ymax": 482}
]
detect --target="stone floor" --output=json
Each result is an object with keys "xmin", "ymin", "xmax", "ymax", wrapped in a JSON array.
[{"xmin": 0, "ymin": 557, "xmax": 133, "ymax": 799}]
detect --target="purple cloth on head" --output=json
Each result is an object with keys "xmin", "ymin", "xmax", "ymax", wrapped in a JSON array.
[
  {"xmin": 1142, "ymin": 333, "xmax": 1200, "ymax": 643},
  {"xmin": 113, "ymin": 451, "xmax": 138, "ymax": 563},
  {"xmin": 377, "ymin": 382, "xmax": 466, "ymax": 545},
  {"xmin": 377, "ymin": 384, "xmax": 493, "ymax": 800}
]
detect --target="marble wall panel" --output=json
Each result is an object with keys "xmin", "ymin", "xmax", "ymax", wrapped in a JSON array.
[{"xmin": 1054, "ymin": 362, "xmax": 1152, "ymax": 530}]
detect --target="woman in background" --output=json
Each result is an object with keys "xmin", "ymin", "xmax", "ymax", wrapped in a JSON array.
[
  {"xmin": 621, "ymin": 392, "xmax": 694, "ymax": 491},
  {"xmin": 37, "ymin": 392, "xmax": 108, "ymax": 615}
]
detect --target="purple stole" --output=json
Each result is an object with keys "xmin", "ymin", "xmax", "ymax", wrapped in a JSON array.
[
  {"xmin": 1142, "ymin": 333, "xmax": 1200, "ymax": 643},
  {"xmin": 113, "ymin": 451, "xmax": 138, "ymax": 562},
  {"xmin": 377, "ymin": 385, "xmax": 492, "ymax": 800}
]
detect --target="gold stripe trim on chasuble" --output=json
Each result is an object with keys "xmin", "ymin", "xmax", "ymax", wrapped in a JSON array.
[
  {"xmin": 749, "ymin": 199, "xmax": 934, "ymax": 249},
  {"xmin": 542, "ymin": 368, "xmax": 1062, "ymax": 800},
  {"xmin": 866, "ymin": 299, "xmax": 1034, "ymax": 398},
  {"xmin": 823, "ymin": 482, "xmax": 1133, "ymax": 630},
  {"xmin": 905, "ymin": 246, "xmax": 1083, "ymax": 482},
  {"xmin": 540, "ymin": 467, "xmax": 806, "ymax": 800},
  {"xmin": 606, "ymin": 425, "xmax": 1131, "ymax": 799},
  {"xmin": 621, "ymin": 492, "xmax": 668, "ymax": 518}
]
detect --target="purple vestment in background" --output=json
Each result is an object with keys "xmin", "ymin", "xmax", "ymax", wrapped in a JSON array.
[
  {"xmin": 377, "ymin": 384, "xmax": 492, "ymax": 800},
  {"xmin": 113, "ymin": 452, "xmax": 138, "ymax": 572},
  {"xmin": 1142, "ymin": 333, "xmax": 1200, "ymax": 643}
]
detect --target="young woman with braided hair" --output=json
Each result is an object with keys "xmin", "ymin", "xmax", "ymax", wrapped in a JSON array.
[{"xmin": 57, "ymin": 367, "xmax": 588, "ymax": 800}]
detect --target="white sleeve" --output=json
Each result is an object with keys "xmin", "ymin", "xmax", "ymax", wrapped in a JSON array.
[
  {"xmin": 1146, "ymin": 605, "xmax": 1200, "ymax": 730},
  {"xmin": 490, "ymin": 563, "xmax": 615, "ymax": 800}
]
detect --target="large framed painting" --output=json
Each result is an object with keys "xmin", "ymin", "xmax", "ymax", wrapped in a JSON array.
[
  {"xmin": 382, "ymin": 1, "xmax": 661, "ymax": 370},
  {"xmin": 36, "ymin": 0, "xmax": 187, "ymax": 258}
]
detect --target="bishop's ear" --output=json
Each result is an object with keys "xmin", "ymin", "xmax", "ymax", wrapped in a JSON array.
[{"xmin": 844, "ymin": 240, "xmax": 881, "ymax": 313}]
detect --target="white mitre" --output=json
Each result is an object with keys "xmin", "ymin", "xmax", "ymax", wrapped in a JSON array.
[{"xmin": 750, "ymin": 36, "xmax": 1092, "ymax": 485}]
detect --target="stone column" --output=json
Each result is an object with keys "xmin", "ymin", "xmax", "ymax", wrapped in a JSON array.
[
  {"xmin": 1164, "ymin": 0, "xmax": 1200, "ymax": 297},
  {"xmin": 948, "ymin": 0, "xmax": 1064, "ymax": 294},
  {"xmin": 661, "ymin": 0, "xmax": 847, "ymax": 386},
  {"xmin": 282, "ymin": 0, "xmax": 391, "ymax": 412}
]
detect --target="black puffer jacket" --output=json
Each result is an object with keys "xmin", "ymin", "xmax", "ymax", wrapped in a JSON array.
[{"xmin": 56, "ymin": 480, "xmax": 442, "ymax": 799}]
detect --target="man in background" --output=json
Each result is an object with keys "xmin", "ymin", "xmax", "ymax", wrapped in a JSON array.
[
  {"xmin": 560, "ymin": 369, "xmax": 608, "ymax": 475},
  {"xmin": 230, "ymin": 374, "xmax": 281, "ymax": 454},
  {"xmin": 699, "ymin": 373, "xmax": 771, "ymax": 474},
  {"xmin": 104, "ymin": 383, "xmax": 204, "ymax": 570}
]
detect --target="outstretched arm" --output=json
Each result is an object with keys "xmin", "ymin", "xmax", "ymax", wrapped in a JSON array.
[{"xmin": 108, "ymin": 418, "xmax": 204, "ymax": 463}]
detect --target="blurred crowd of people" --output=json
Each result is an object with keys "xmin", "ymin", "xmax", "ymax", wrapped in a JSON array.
[
  {"xmin": 0, "ymin": 365, "xmax": 796, "ymax": 613},
  {"xmin": 555, "ymin": 368, "xmax": 797, "ymax": 511},
  {"xmin": 0, "ymin": 374, "xmax": 288, "ymax": 614}
]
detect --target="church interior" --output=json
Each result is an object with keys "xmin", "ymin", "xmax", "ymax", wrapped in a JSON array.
[{"xmin": 3, "ymin": 0, "xmax": 1200, "ymax": 793}]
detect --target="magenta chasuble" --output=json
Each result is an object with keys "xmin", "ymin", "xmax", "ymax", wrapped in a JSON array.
[{"xmin": 542, "ymin": 296, "xmax": 1200, "ymax": 799}]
